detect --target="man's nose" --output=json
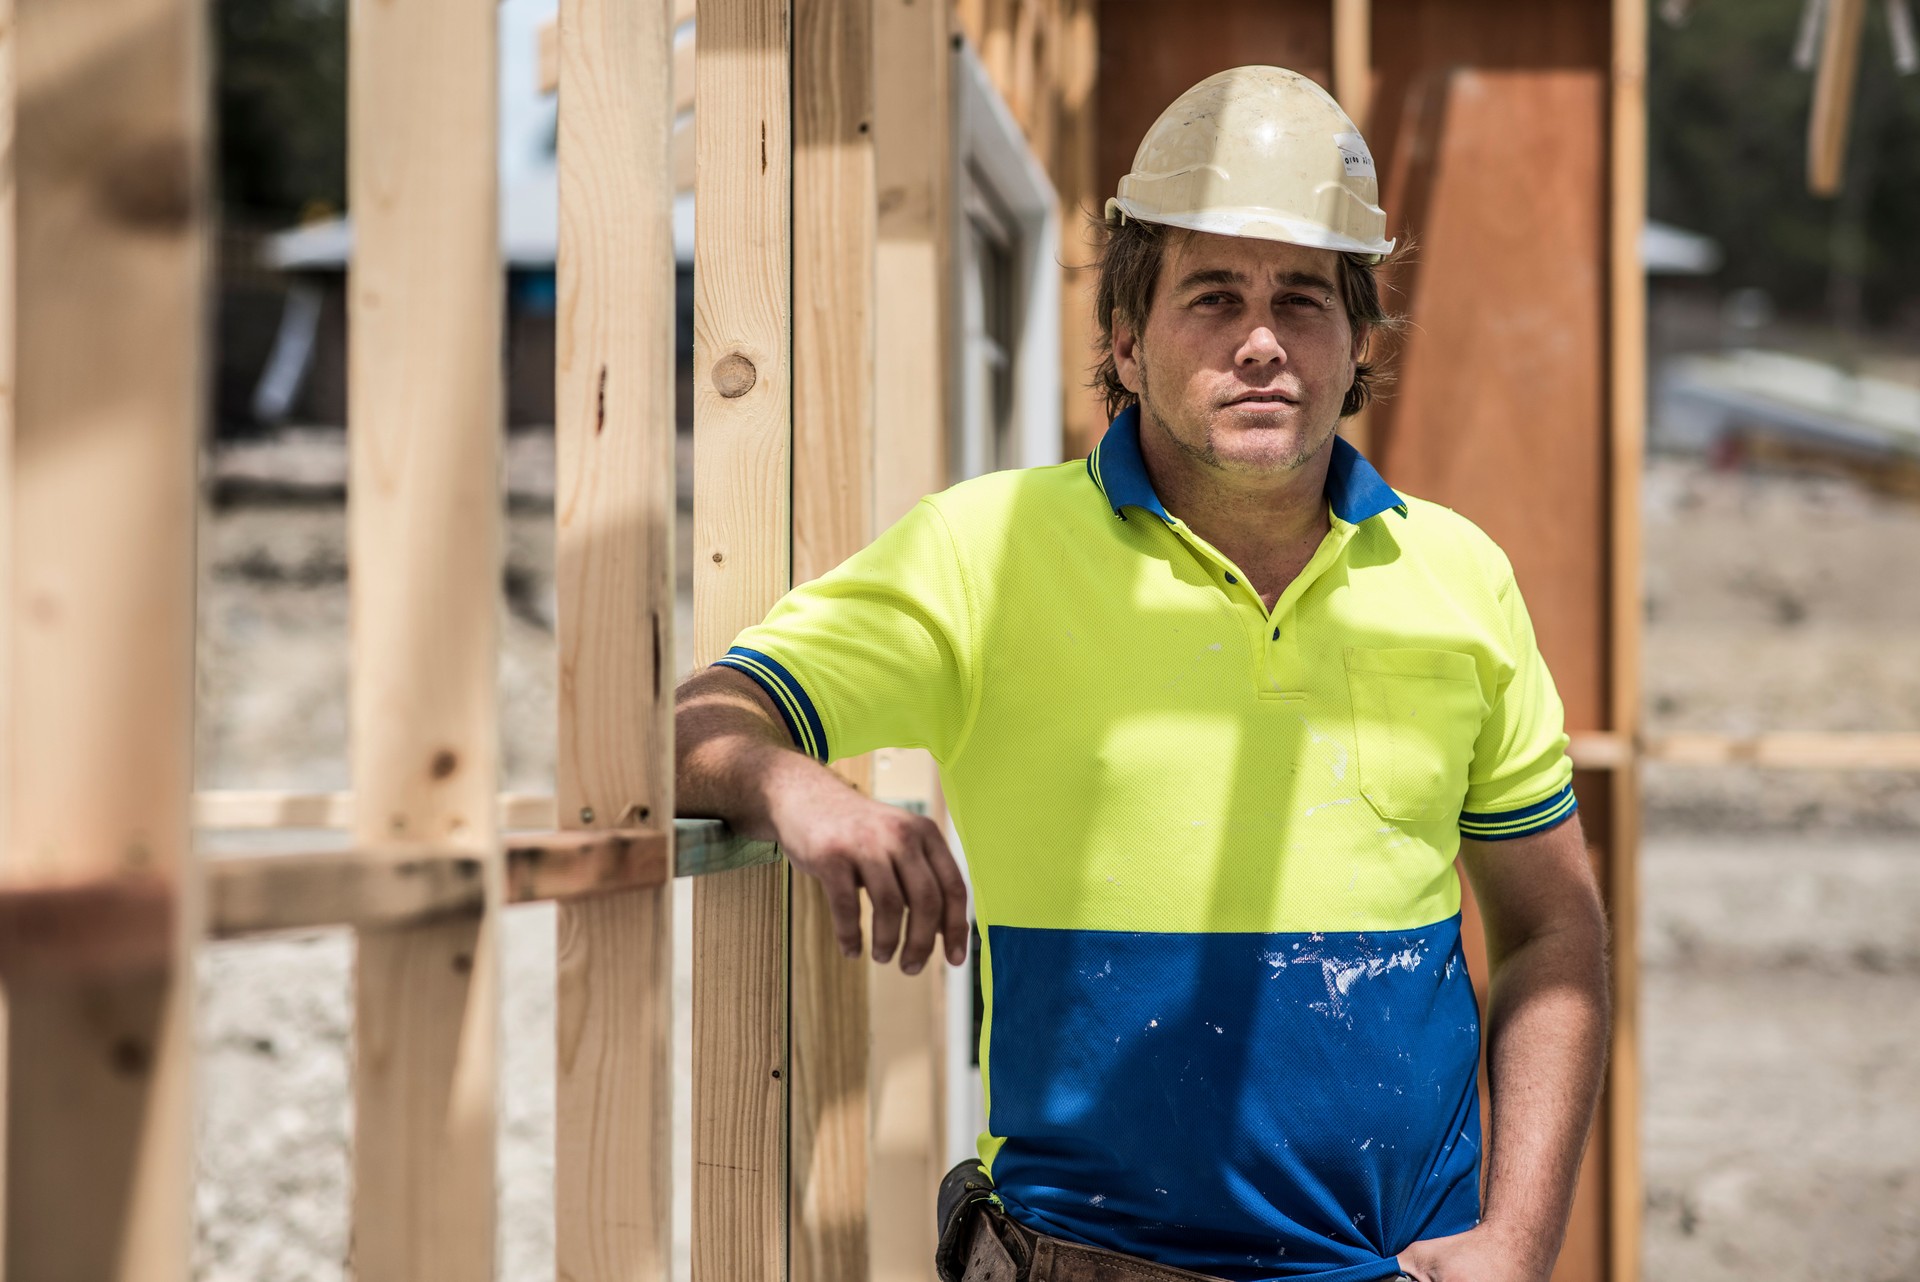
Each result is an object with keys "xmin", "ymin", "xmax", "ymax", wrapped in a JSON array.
[{"xmin": 1238, "ymin": 325, "xmax": 1285, "ymax": 365}]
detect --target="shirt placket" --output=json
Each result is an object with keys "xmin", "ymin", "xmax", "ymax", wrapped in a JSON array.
[{"xmin": 1259, "ymin": 518, "xmax": 1357, "ymax": 696}]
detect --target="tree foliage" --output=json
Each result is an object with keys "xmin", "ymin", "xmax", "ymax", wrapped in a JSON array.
[
  {"xmin": 1649, "ymin": 0, "xmax": 1920, "ymax": 326},
  {"xmin": 217, "ymin": 0, "xmax": 348, "ymax": 225}
]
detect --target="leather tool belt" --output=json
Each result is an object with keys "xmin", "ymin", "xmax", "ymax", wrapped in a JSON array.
[{"xmin": 934, "ymin": 1161, "xmax": 1228, "ymax": 1282}]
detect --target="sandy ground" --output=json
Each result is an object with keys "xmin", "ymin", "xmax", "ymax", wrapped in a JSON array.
[{"xmin": 188, "ymin": 439, "xmax": 1919, "ymax": 1281}]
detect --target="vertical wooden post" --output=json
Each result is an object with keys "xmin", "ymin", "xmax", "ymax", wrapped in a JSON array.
[
  {"xmin": 346, "ymin": 0, "xmax": 502, "ymax": 1270},
  {"xmin": 552, "ymin": 0, "xmax": 677, "ymax": 1273},
  {"xmin": 1054, "ymin": 0, "xmax": 1104, "ymax": 459},
  {"xmin": 2, "ymin": 0, "xmax": 205, "ymax": 1269},
  {"xmin": 0, "ymin": 0, "xmax": 12, "ymax": 1249},
  {"xmin": 791, "ymin": 0, "xmax": 876, "ymax": 1274},
  {"xmin": 1607, "ymin": 0, "xmax": 1647, "ymax": 1277},
  {"xmin": 690, "ymin": 0, "xmax": 792, "ymax": 1275},
  {"xmin": 1331, "ymin": 0, "xmax": 1374, "ymax": 456},
  {"xmin": 1332, "ymin": 0, "xmax": 1372, "ymax": 131},
  {"xmin": 1808, "ymin": 0, "xmax": 1867, "ymax": 195},
  {"xmin": 871, "ymin": 0, "xmax": 955, "ymax": 1274}
]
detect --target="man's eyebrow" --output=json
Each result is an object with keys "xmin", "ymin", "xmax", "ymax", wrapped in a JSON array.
[
  {"xmin": 1172, "ymin": 267, "xmax": 1250, "ymax": 293},
  {"xmin": 1276, "ymin": 270, "xmax": 1339, "ymax": 295},
  {"xmin": 1173, "ymin": 267, "xmax": 1339, "ymax": 295}
]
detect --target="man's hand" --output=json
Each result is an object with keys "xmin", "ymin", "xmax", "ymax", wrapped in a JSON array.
[
  {"xmin": 1398, "ymin": 1222, "xmax": 1545, "ymax": 1282},
  {"xmin": 772, "ymin": 784, "xmax": 971, "ymax": 974},
  {"xmin": 677, "ymin": 665, "xmax": 971, "ymax": 974}
]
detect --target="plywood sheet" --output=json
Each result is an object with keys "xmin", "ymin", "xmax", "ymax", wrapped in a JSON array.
[{"xmin": 1369, "ymin": 68, "xmax": 1609, "ymax": 733}]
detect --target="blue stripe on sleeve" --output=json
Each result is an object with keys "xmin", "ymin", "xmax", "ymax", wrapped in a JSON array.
[
  {"xmin": 1458, "ymin": 782, "xmax": 1578, "ymax": 840},
  {"xmin": 711, "ymin": 647, "xmax": 831, "ymax": 762}
]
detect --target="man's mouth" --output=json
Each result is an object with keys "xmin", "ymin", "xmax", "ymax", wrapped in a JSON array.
[{"xmin": 1227, "ymin": 390, "xmax": 1297, "ymax": 406}]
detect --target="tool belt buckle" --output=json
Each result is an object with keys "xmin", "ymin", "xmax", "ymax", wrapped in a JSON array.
[
  {"xmin": 935, "ymin": 1160, "xmax": 1026, "ymax": 1282},
  {"xmin": 958, "ymin": 1213, "xmax": 1023, "ymax": 1282}
]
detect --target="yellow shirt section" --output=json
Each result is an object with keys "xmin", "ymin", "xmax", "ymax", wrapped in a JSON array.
[{"xmin": 724, "ymin": 448, "xmax": 1574, "ymax": 938}]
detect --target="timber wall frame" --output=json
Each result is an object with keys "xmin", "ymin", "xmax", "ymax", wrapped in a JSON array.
[{"xmin": 0, "ymin": 0, "xmax": 924, "ymax": 1273}]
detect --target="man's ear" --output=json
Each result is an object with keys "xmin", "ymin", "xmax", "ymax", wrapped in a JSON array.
[
  {"xmin": 1113, "ymin": 312, "xmax": 1144, "ymax": 395},
  {"xmin": 1350, "ymin": 321, "xmax": 1372, "ymax": 366}
]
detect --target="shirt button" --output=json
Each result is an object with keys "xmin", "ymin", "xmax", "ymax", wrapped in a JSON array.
[
  {"xmin": 1272, "ymin": 626, "xmax": 1280, "ymax": 640},
  {"xmin": 1224, "ymin": 572, "xmax": 1238, "ymax": 584}
]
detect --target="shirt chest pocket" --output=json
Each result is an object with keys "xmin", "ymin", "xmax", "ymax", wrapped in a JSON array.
[{"xmin": 1344, "ymin": 647, "xmax": 1489, "ymax": 823}]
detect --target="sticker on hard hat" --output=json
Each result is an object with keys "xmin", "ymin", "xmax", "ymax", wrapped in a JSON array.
[{"xmin": 1333, "ymin": 132, "xmax": 1377, "ymax": 180}]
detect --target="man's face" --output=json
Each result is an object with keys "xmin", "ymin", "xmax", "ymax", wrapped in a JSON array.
[{"xmin": 1113, "ymin": 230, "xmax": 1364, "ymax": 482}]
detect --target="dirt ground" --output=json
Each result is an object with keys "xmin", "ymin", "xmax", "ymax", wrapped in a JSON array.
[{"xmin": 189, "ymin": 439, "xmax": 1919, "ymax": 1281}]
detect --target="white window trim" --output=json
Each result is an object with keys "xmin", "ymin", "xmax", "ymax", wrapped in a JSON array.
[
  {"xmin": 944, "ymin": 37, "xmax": 1062, "ymax": 1169},
  {"xmin": 950, "ymin": 37, "xmax": 1062, "ymax": 479}
]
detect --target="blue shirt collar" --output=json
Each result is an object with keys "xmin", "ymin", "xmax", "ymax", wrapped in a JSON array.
[{"xmin": 1085, "ymin": 404, "xmax": 1406, "ymax": 526}]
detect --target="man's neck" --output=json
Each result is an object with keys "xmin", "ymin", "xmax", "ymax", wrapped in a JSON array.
[{"xmin": 1136, "ymin": 410, "xmax": 1335, "ymax": 604}]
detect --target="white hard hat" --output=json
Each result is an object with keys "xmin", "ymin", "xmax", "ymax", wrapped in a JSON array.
[{"xmin": 1105, "ymin": 65, "xmax": 1395, "ymax": 262}]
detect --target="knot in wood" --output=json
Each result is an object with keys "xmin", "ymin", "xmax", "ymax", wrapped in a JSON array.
[{"xmin": 712, "ymin": 353, "xmax": 757, "ymax": 398}]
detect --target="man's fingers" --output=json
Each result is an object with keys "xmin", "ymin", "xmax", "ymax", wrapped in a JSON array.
[
  {"xmin": 813, "ymin": 862, "xmax": 866, "ymax": 959},
  {"xmin": 859, "ymin": 857, "xmax": 909, "ymax": 965},
  {"xmin": 892, "ymin": 846, "xmax": 945, "ymax": 975},
  {"xmin": 921, "ymin": 825, "xmax": 972, "ymax": 966}
]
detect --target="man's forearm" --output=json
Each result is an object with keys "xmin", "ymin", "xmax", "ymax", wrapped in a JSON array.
[
  {"xmin": 1477, "ymin": 914, "xmax": 1610, "ymax": 1276},
  {"xmin": 674, "ymin": 669, "xmax": 850, "ymax": 842},
  {"xmin": 674, "ymin": 668, "xmax": 971, "ymax": 970}
]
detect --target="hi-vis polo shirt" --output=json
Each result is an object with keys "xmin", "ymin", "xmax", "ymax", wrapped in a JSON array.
[{"xmin": 714, "ymin": 405, "xmax": 1577, "ymax": 1282}]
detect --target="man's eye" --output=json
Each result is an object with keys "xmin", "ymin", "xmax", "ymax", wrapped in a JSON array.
[
  {"xmin": 1285, "ymin": 294, "xmax": 1325, "ymax": 307},
  {"xmin": 1194, "ymin": 292, "xmax": 1233, "ymax": 306}
]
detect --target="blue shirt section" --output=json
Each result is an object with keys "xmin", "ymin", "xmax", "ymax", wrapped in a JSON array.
[{"xmin": 985, "ymin": 916, "xmax": 1484, "ymax": 1282}]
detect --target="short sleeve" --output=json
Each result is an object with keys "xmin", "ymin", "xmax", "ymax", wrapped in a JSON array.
[
  {"xmin": 1459, "ymin": 556, "xmax": 1577, "ymax": 842},
  {"xmin": 712, "ymin": 497, "xmax": 976, "ymax": 765}
]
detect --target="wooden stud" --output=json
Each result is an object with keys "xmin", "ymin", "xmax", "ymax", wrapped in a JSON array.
[
  {"xmin": 552, "ymin": 0, "xmax": 678, "ymax": 1271},
  {"xmin": 1809, "ymin": 0, "xmax": 1868, "ymax": 195},
  {"xmin": 1608, "ymin": 1, "xmax": 1647, "ymax": 1277},
  {"xmin": 539, "ymin": 18, "xmax": 559, "ymax": 97},
  {"xmin": 1332, "ymin": 0, "xmax": 1374, "ymax": 455},
  {"xmin": 537, "ymin": 19, "xmax": 693, "ymax": 117},
  {"xmin": 690, "ymin": 0, "xmax": 793, "ymax": 1274},
  {"xmin": 2, "ymin": 0, "xmax": 204, "ymax": 1268},
  {"xmin": 1332, "ymin": 0, "xmax": 1372, "ymax": 131},
  {"xmin": 346, "ymin": 0, "xmax": 502, "ymax": 1267},
  {"xmin": 791, "ymin": 0, "xmax": 877, "ymax": 1272},
  {"xmin": 1054, "ymin": 0, "xmax": 1104, "ymax": 459},
  {"xmin": 0, "ymin": 0, "xmax": 13, "ymax": 1250},
  {"xmin": 871, "ymin": 0, "xmax": 958, "ymax": 1274}
]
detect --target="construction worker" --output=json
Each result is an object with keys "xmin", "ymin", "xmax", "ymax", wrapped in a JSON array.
[{"xmin": 676, "ymin": 65, "xmax": 1608, "ymax": 1282}]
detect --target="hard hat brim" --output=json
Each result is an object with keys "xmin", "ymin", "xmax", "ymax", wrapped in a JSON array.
[{"xmin": 1107, "ymin": 196, "xmax": 1395, "ymax": 263}]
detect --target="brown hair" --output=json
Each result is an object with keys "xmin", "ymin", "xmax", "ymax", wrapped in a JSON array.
[{"xmin": 1089, "ymin": 215, "xmax": 1407, "ymax": 422}]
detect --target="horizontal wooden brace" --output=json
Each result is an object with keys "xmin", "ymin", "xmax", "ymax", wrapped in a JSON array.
[
  {"xmin": 194, "ymin": 791, "xmax": 925, "ymax": 831},
  {"xmin": 0, "ymin": 821, "xmax": 780, "ymax": 976},
  {"xmin": 1568, "ymin": 732, "xmax": 1633, "ymax": 770},
  {"xmin": 0, "ymin": 874, "xmax": 176, "ymax": 980},
  {"xmin": 193, "ymin": 790, "xmax": 559, "ymax": 831},
  {"xmin": 1643, "ymin": 731, "xmax": 1920, "ymax": 771},
  {"xmin": 1563, "ymin": 731, "xmax": 1920, "ymax": 772}
]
